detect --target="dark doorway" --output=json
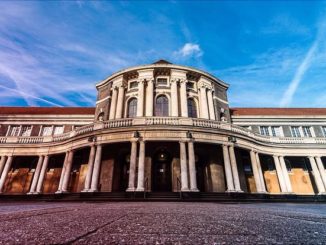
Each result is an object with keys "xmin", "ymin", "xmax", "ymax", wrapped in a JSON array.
[
  {"xmin": 112, "ymin": 151, "xmax": 130, "ymax": 192},
  {"xmin": 152, "ymin": 148, "xmax": 172, "ymax": 192}
]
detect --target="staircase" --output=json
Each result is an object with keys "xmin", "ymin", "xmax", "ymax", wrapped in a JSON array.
[{"xmin": 0, "ymin": 192, "xmax": 326, "ymax": 203}]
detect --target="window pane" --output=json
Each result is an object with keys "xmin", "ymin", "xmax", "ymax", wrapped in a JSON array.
[
  {"xmin": 291, "ymin": 126, "xmax": 301, "ymax": 137},
  {"xmin": 21, "ymin": 126, "xmax": 32, "ymax": 136},
  {"xmin": 260, "ymin": 126, "xmax": 269, "ymax": 136},
  {"xmin": 127, "ymin": 98, "xmax": 137, "ymax": 118},
  {"xmin": 155, "ymin": 95, "xmax": 169, "ymax": 116},
  {"xmin": 271, "ymin": 126, "xmax": 281, "ymax": 137},
  {"xmin": 302, "ymin": 126, "xmax": 312, "ymax": 137},
  {"xmin": 187, "ymin": 99, "xmax": 197, "ymax": 118},
  {"xmin": 42, "ymin": 126, "xmax": 53, "ymax": 136},
  {"xmin": 53, "ymin": 126, "xmax": 64, "ymax": 135},
  {"xmin": 157, "ymin": 78, "xmax": 167, "ymax": 86},
  {"xmin": 322, "ymin": 126, "xmax": 326, "ymax": 137},
  {"xmin": 9, "ymin": 126, "xmax": 20, "ymax": 136},
  {"xmin": 130, "ymin": 81, "xmax": 138, "ymax": 89}
]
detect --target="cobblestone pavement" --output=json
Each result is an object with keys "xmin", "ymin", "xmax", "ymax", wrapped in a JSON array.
[{"xmin": 0, "ymin": 202, "xmax": 325, "ymax": 244}]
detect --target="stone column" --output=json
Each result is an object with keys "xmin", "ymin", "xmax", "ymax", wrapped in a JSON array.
[
  {"xmin": 145, "ymin": 79, "xmax": 154, "ymax": 117},
  {"xmin": 273, "ymin": 155, "xmax": 288, "ymax": 193},
  {"xmin": 279, "ymin": 156, "xmax": 293, "ymax": 193},
  {"xmin": 61, "ymin": 151, "xmax": 74, "ymax": 193},
  {"xmin": 170, "ymin": 79, "xmax": 179, "ymax": 117},
  {"xmin": 179, "ymin": 141, "xmax": 189, "ymax": 191},
  {"xmin": 0, "ymin": 156, "xmax": 7, "ymax": 178},
  {"xmin": 137, "ymin": 80, "xmax": 145, "ymax": 117},
  {"xmin": 188, "ymin": 141, "xmax": 198, "ymax": 191},
  {"xmin": 56, "ymin": 152, "xmax": 68, "ymax": 193},
  {"xmin": 199, "ymin": 86, "xmax": 209, "ymax": 119},
  {"xmin": 115, "ymin": 85, "xmax": 125, "ymax": 119},
  {"xmin": 255, "ymin": 152, "xmax": 267, "ymax": 193},
  {"xmin": 0, "ymin": 156, "xmax": 13, "ymax": 193},
  {"xmin": 90, "ymin": 144, "xmax": 102, "ymax": 192},
  {"xmin": 36, "ymin": 155, "xmax": 49, "ymax": 193},
  {"xmin": 308, "ymin": 156, "xmax": 326, "ymax": 194},
  {"xmin": 180, "ymin": 80, "xmax": 188, "ymax": 117},
  {"xmin": 109, "ymin": 87, "xmax": 118, "ymax": 120},
  {"xmin": 83, "ymin": 145, "xmax": 96, "ymax": 192},
  {"xmin": 229, "ymin": 146, "xmax": 241, "ymax": 192},
  {"xmin": 136, "ymin": 141, "xmax": 145, "ymax": 191},
  {"xmin": 223, "ymin": 145, "xmax": 235, "ymax": 191},
  {"xmin": 315, "ymin": 157, "xmax": 326, "ymax": 189},
  {"xmin": 250, "ymin": 150, "xmax": 263, "ymax": 193},
  {"xmin": 207, "ymin": 89, "xmax": 216, "ymax": 120},
  {"xmin": 28, "ymin": 155, "xmax": 44, "ymax": 194},
  {"xmin": 127, "ymin": 140, "xmax": 138, "ymax": 191}
]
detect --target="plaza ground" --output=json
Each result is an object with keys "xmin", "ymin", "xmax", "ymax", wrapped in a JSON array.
[{"xmin": 0, "ymin": 202, "xmax": 325, "ymax": 244}]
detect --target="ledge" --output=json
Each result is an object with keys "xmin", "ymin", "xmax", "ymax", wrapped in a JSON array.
[{"xmin": 1, "ymin": 117, "xmax": 326, "ymax": 145}]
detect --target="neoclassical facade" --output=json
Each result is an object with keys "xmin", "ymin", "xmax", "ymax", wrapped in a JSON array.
[{"xmin": 1, "ymin": 60, "xmax": 326, "ymax": 196}]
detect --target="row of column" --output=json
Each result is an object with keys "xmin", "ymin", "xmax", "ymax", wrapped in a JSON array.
[
  {"xmin": 1, "ymin": 146, "xmax": 326, "ymax": 194},
  {"xmin": 199, "ymin": 85, "xmax": 215, "ymax": 120},
  {"xmin": 109, "ymin": 85, "xmax": 125, "ymax": 120},
  {"xmin": 126, "ymin": 140, "xmax": 199, "ymax": 192},
  {"xmin": 108, "ymin": 79, "xmax": 216, "ymax": 120}
]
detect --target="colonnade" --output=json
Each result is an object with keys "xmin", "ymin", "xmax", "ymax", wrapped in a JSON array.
[
  {"xmin": 1, "ymin": 143, "xmax": 326, "ymax": 195},
  {"xmin": 107, "ymin": 78, "xmax": 216, "ymax": 120}
]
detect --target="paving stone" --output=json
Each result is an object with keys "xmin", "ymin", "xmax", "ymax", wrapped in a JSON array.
[{"xmin": 0, "ymin": 202, "xmax": 325, "ymax": 244}]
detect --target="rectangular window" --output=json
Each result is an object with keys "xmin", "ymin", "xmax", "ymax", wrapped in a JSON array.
[
  {"xmin": 53, "ymin": 126, "xmax": 64, "ymax": 135},
  {"xmin": 186, "ymin": 82, "xmax": 194, "ymax": 89},
  {"xmin": 42, "ymin": 126, "xmax": 53, "ymax": 136},
  {"xmin": 302, "ymin": 126, "xmax": 313, "ymax": 137},
  {"xmin": 21, "ymin": 126, "xmax": 32, "ymax": 136},
  {"xmin": 271, "ymin": 126, "xmax": 282, "ymax": 137},
  {"xmin": 322, "ymin": 126, "xmax": 326, "ymax": 137},
  {"xmin": 129, "ymin": 81, "xmax": 138, "ymax": 89},
  {"xmin": 8, "ymin": 126, "xmax": 20, "ymax": 136},
  {"xmin": 260, "ymin": 126, "xmax": 270, "ymax": 136},
  {"xmin": 291, "ymin": 126, "xmax": 301, "ymax": 137},
  {"xmin": 157, "ymin": 78, "xmax": 167, "ymax": 86}
]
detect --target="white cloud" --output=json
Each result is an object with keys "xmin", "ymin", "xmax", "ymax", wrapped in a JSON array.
[
  {"xmin": 279, "ymin": 41, "xmax": 318, "ymax": 107},
  {"xmin": 174, "ymin": 43, "xmax": 203, "ymax": 58}
]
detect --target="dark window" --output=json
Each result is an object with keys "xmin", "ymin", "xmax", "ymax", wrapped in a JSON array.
[
  {"xmin": 155, "ymin": 95, "xmax": 169, "ymax": 116},
  {"xmin": 127, "ymin": 98, "xmax": 137, "ymax": 118},
  {"xmin": 187, "ymin": 98, "xmax": 197, "ymax": 118},
  {"xmin": 186, "ymin": 82, "xmax": 194, "ymax": 89},
  {"xmin": 157, "ymin": 78, "xmax": 167, "ymax": 86},
  {"xmin": 130, "ymin": 81, "xmax": 138, "ymax": 89}
]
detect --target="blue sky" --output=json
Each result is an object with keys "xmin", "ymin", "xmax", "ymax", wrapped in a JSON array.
[{"xmin": 0, "ymin": 1, "xmax": 326, "ymax": 108}]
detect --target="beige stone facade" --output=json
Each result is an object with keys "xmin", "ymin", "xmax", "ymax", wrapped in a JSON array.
[{"xmin": 0, "ymin": 60, "xmax": 326, "ymax": 196}]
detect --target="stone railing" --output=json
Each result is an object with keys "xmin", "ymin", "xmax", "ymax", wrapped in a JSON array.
[{"xmin": 1, "ymin": 117, "xmax": 326, "ymax": 145}]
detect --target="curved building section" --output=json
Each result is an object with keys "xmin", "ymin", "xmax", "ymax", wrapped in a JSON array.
[{"xmin": 0, "ymin": 60, "xmax": 326, "ymax": 196}]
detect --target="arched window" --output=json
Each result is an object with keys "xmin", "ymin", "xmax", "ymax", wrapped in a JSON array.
[
  {"xmin": 155, "ymin": 95, "xmax": 169, "ymax": 116},
  {"xmin": 187, "ymin": 98, "xmax": 197, "ymax": 118},
  {"xmin": 127, "ymin": 98, "xmax": 137, "ymax": 118}
]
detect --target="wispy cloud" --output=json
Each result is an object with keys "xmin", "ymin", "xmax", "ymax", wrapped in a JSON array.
[
  {"xmin": 279, "ymin": 41, "xmax": 318, "ymax": 107},
  {"xmin": 173, "ymin": 43, "xmax": 203, "ymax": 58}
]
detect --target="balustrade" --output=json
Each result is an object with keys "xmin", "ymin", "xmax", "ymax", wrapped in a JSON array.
[{"xmin": 0, "ymin": 117, "xmax": 326, "ymax": 146}]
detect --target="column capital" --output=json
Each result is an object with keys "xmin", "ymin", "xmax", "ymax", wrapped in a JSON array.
[{"xmin": 170, "ymin": 78, "xmax": 178, "ymax": 84}]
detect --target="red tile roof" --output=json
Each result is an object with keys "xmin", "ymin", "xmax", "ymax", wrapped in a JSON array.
[
  {"xmin": 230, "ymin": 108, "xmax": 326, "ymax": 116},
  {"xmin": 1, "ymin": 106, "xmax": 326, "ymax": 116},
  {"xmin": 0, "ymin": 107, "xmax": 95, "ymax": 115}
]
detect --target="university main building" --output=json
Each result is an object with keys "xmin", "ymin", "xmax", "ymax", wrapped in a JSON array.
[{"xmin": 0, "ymin": 60, "xmax": 326, "ymax": 200}]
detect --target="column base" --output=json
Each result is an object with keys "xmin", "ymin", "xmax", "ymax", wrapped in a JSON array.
[
  {"xmin": 225, "ymin": 189, "xmax": 237, "ymax": 193},
  {"xmin": 181, "ymin": 188, "xmax": 190, "ymax": 192},
  {"xmin": 234, "ymin": 190, "xmax": 244, "ymax": 193},
  {"xmin": 318, "ymin": 192, "xmax": 326, "ymax": 195},
  {"xmin": 126, "ymin": 187, "xmax": 136, "ymax": 192},
  {"xmin": 280, "ymin": 192, "xmax": 295, "ymax": 195},
  {"xmin": 88, "ymin": 189, "xmax": 98, "ymax": 193},
  {"xmin": 136, "ymin": 187, "xmax": 144, "ymax": 192},
  {"xmin": 256, "ymin": 191, "xmax": 268, "ymax": 194},
  {"xmin": 81, "ymin": 189, "xmax": 89, "ymax": 192},
  {"xmin": 190, "ymin": 188, "xmax": 199, "ymax": 192},
  {"xmin": 27, "ymin": 192, "xmax": 34, "ymax": 195}
]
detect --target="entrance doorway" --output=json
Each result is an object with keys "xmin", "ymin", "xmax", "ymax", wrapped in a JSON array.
[{"xmin": 152, "ymin": 149, "xmax": 172, "ymax": 192}]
